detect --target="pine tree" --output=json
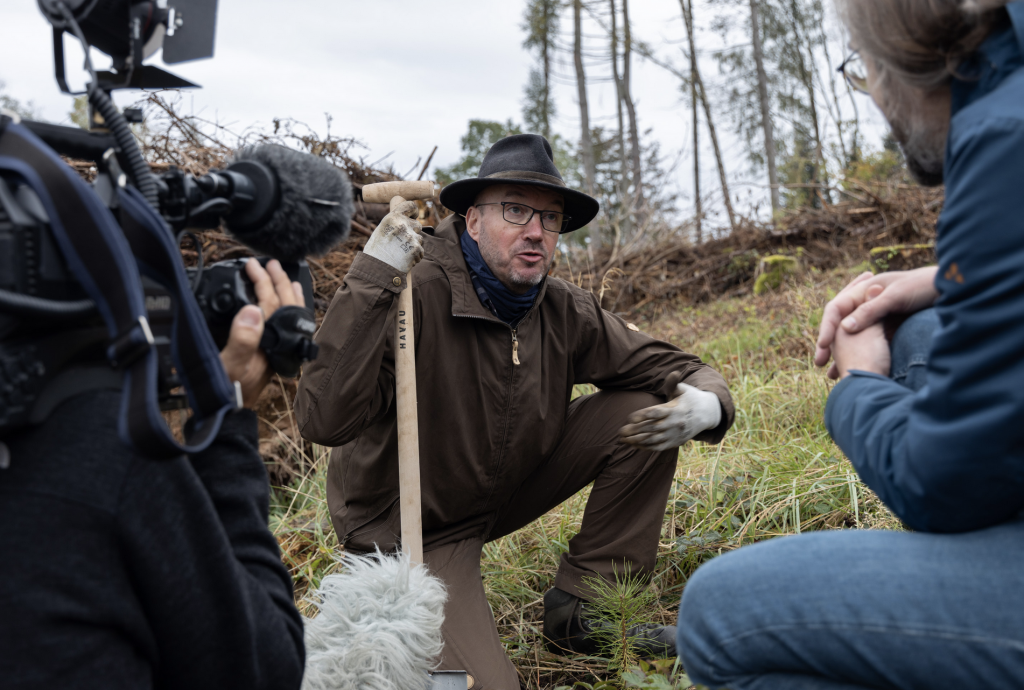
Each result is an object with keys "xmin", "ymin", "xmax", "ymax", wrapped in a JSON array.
[
  {"xmin": 435, "ymin": 120, "xmax": 523, "ymax": 187},
  {"xmin": 0, "ymin": 81, "xmax": 41, "ymax": 121},
  {"xmin": 573, "ymin": 0, "xmax": 596, "ymax": 199},
  {"xmin": 521, "ymin": 0, "xmax": 562, "ymax": 139},
  {"xmin": 619, "ymin": 0, "xmax": 643, "ymax": 211},
  {"xmin": 748, "ymin": 0, "xmax": 779, "ymax": 214},
  {"xmin": 609, "ymin": 0, "xmax": 630, "ymax": 237},
  {"xmin": 712, "ymin": 0, "xmax": 853, "ymax": 210},
  {"xmin": 679, "ymin": 0, "xmax": 737, "ymax": 232}
]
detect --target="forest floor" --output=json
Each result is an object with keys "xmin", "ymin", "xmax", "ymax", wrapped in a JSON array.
[{"xmin": 268, "ymin": 261, "xmax": 905, "ymax": 690}]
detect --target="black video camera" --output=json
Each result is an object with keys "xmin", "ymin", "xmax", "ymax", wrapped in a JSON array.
[{"xmin": 0, "ymin": 1, "xmax": 352, "ymax": 450}]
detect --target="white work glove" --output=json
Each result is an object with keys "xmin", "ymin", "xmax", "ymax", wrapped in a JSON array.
[
  {"xmin": 619, "ymin": 382, "xmax": 723, "ymax": 451},
  {"xmin": 362, "ymin": 199, "xmax": 424, "ymax": 275}
]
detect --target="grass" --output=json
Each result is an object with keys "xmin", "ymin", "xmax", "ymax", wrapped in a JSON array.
[{"xmin": 267, "ymin": 266, "xmax": 900, "ymax": 688}]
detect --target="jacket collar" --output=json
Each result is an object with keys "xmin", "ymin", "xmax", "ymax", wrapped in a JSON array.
[
  {"xmin": 951, "ymin": 11, "xmax": 1024, "ymax": 116},
  {"xmin": 426, "ymin": 214, "xmax": 551, "ymax": 322}
]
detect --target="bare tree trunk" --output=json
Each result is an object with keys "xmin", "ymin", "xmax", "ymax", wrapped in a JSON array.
[
  {"xmin": 820, "ymin": 21, "xmax": 850, "ymax": 167},
  {"xmin": 610, "ymin": 0, "xmax": 631, "ymax": 237},
  {"xmin": 697, "ymin": 69, "xmax": 736, "ymax": 231},
  {"xmin": 541, "ymin": 0, "xmax": 551, "ymax": 140},
  {"xmin": 684, "ymin": 0, "xmax": 702, "ymax": 242},
  {"xmin": 846, "ymin": 75, "xmax": 862, "ymax": 162},
  {"xmin": 692, "ymin": 72, "xmax": 702, "ymax": 243},
  {"xmin": 788, "ymin": 0, "xmax": 828, "ymax": 203},
  {"xmin": 621, "ymin": 0, "xmax": 643, "ymax": 212},
  {"xmin": 805, "ymin": 66, "xmax": 827, "ymax": 202},
  {"xmin": 678, "ymin": 0, "xmax": 737, "ymax": 232},
  {"xmin": 749, "ymin": 0, "xmax": 779, "ymax": 215},
  {"xmin": 574, "ymin": 0, "xmax": 596, "ymax": 198}
]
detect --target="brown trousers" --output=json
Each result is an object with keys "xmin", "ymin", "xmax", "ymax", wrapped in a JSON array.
[{"xmin": 426, "ymin": 390, "xmax": 678, "ymax": 690}]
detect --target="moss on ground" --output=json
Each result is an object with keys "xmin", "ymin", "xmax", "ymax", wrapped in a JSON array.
[
  {"xmin": 869, "ymin": 244, "xmax": 936, "ymax": 272},
  {"xmin": 753, "ymin": 255, "xmax": 799, "ymax": 295}
]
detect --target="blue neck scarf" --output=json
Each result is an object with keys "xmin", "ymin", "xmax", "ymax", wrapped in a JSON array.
[{"xmin": 460, "ymin": 230, "xmax": 540, "ymax": 326}]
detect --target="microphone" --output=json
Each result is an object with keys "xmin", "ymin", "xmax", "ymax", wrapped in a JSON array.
[
  {"xmin": 159, "ymin": 143, "xmax": 354, "ymax": 261},
  {"xmin": 223, "ymin": 144, "xmax": 353, "ymax": 261}
]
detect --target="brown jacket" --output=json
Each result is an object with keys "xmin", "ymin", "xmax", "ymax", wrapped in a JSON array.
[{"xmin": 295, "ymin": 215, "xmax": 733, "ymax": 549}]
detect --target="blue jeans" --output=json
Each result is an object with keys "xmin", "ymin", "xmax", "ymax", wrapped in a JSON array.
[
  {"xmin": 888, "ymin": 309, "xmax": 938, "ymax": 393},
  {"xmin": 676, "ymin": 309, "xmax": 1024, "ymax": 689}
]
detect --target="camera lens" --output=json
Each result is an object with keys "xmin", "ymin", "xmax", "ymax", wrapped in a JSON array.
[{"xmin": 212, "ymin": 289, "xmax": 235, "ymax": 314}]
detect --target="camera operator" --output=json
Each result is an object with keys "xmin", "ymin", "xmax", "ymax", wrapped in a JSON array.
[{"xmin": 0, "ymin": 258, "xmax": 305, "ymax": 690}]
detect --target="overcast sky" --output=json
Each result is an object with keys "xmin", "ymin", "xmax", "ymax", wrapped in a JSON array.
[{"xmin": 1, "ymin": 0, "xmax": 887, "ymax": 226}]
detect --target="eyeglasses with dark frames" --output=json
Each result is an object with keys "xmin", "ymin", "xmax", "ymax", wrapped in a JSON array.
[
  {"xmin": 474, "ymin": 202, "xmax": 571, "ymax": 233},
  {"xmin": 838, "ymin": 50, "xmax": 870, "ymax": 95}
]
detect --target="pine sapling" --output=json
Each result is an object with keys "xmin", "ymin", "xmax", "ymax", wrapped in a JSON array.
[{"xmin": 581, "ymin": 572, "xmax": 659, "ymax": 674}]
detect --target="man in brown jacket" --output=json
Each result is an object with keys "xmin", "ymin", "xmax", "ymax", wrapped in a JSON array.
[{"xmin": 295, "ymin": 134, "xmax": 733, "ymax": 689}]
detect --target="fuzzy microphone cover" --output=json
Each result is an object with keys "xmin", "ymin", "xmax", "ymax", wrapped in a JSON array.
[
  {"xmin": 228, "ymin": 144, "xmax": 353, "ymax": 262},
  {"xmin": 302, "ymin": 551, "xmax": 447, "ymax": 690}
]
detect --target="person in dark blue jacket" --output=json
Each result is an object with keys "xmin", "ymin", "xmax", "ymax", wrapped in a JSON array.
[{"xmin": 676, "ymin": 0, "xmax": 1024, "ymax": 687}]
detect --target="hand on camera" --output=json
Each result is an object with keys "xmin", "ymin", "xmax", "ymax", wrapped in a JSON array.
[
  {"xmin": 815, "ymin": 266, "xmax": 938, "ymax": 379},
  {"xmin": 219, "ymin": 259, "xmax": 304, "ymax": 408},
  {"xmin": 619, "ymin": 380, "xmax": 723, "ymax": 451},
  {"xmin": 362, "ymin": 199, "xmax": 424, "ymax": 275}
]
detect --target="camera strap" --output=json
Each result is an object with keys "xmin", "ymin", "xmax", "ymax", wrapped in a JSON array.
[
  {"xmin": 115, "ymin": 184, "xmax": 240, "ymax": 437},
  {"xmin": 0, "ymin": 122, "xmax": 236, "ymax": 458}
]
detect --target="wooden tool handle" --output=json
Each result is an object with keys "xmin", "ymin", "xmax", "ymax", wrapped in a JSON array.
[
  {"xmin": 395, "ymin": 268, "xmax": 423, "ymax": 565},
  {"xmin": 362, "ymin": 180, "xmax": 434, "ymax": 203}
]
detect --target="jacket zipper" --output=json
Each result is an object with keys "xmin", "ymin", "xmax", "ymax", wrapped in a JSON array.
[{"xmin": 451, "ymin": 311, "xmax": 534, "ymax": 514}]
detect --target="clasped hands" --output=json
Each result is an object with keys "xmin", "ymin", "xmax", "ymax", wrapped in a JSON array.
[{"xmin": 815, "ymin": 265, "xmax": 939, "ymax": 380}]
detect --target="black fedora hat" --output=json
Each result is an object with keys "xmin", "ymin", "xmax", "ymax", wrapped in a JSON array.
[{"xmin": 439, "ymin": 134, "xmax": 599, "ymax": 233}]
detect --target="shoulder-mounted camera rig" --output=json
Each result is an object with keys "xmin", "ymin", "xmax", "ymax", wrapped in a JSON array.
[{"xmin": 0, "ymin": 1, "xmax": 353, "ymax": 458}]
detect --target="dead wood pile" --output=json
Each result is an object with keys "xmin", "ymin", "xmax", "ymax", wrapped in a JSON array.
[{"xmin": 557, "ymin": 182, "xmax": 943, "ymax": 316}]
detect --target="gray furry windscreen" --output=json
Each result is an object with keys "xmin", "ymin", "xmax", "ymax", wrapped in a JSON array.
[{"xmin": 229, "ymin": 144, "xmax": 353, "ymax": 262}]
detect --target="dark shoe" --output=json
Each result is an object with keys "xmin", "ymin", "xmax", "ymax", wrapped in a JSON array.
[{"xmin": 542, "ymin": 587, "xmax": 677, "ymax": 659}]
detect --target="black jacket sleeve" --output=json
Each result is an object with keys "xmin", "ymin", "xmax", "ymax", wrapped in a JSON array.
[{"xmin": 116, "ymin": 410, "xmax": 305, "ymax": 689}]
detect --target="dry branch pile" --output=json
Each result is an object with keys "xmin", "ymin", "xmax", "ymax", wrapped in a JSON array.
[{"xmin": 558, "ymin": 182, "xmax": 943, "ymax": 316}]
